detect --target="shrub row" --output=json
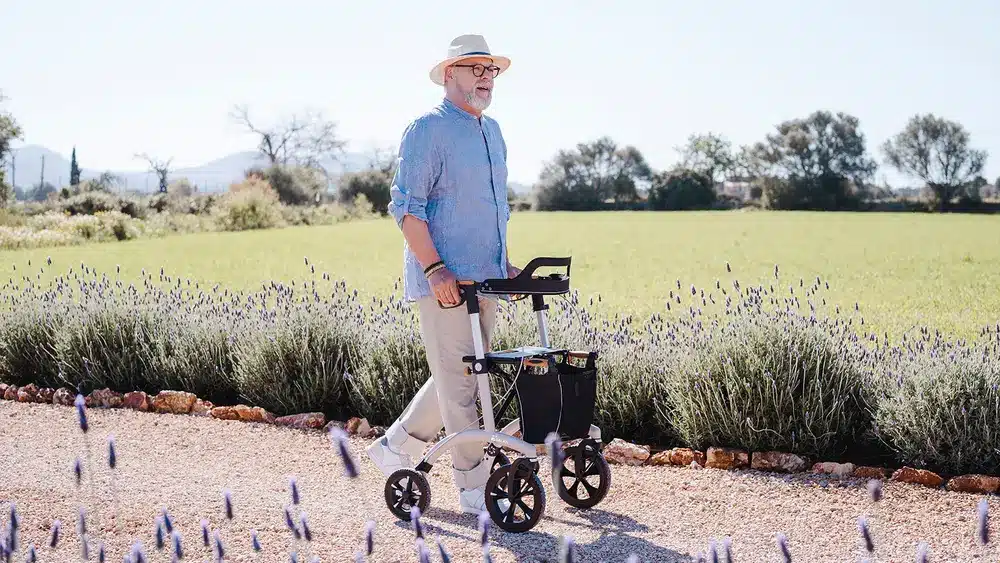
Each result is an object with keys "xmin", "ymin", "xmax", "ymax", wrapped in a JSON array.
[
  {"xmin": 0, "ymin": 260, "xmax": 997, "ymax": 477},
  {"xmin": 0, "ymin": 180, "xmax": 378, "ymax": 250}
]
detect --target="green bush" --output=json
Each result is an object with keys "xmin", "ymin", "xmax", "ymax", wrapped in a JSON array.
[
  {"xmin": 253, "ymin": 165, "xmax": 325, "ymax": 206},
  {"xmin": 231, "ymin": 307, "xmax": 353, "ymax": 418},
  {"xmin": 214, "ymin": 177, "xmax": 284, "ymax": 231},
  {"xmin": 872, "ymin": 343, "xmax": 1000, "ymax": 475},
  {"xmin": 647, "ymin": 169, "xmax": 717, "ymax": 210},
  {"xmin": 338, "ymin": 169, "xmax": 391, "ymax": 215},
  {"xmin": 59, "ymin": 191, "xmax": 146, "ymax": 219},
  {"xmin": 658, "ymin": 307, "xmax": 874, "ymax": 459},
  {"xmin": 0, "ymin": 301, "xmax": 65, "ymax": 387}
]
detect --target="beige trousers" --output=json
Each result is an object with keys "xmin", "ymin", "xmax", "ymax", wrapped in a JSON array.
[{"xmin": 385, "ymin": 295, "xmax": 499, "ymax": 491}]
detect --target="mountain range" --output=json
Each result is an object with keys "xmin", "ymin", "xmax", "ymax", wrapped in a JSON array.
[{"xmin": 3, "ymin": 145, "xmax": 532, "ymax": 195}]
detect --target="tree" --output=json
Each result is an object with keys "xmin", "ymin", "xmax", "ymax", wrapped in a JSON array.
[
  {"xmin": 676, "ymin": 132, "xmax": 736, "ymax": 184},
  {"xmin": 532, "ymin": 137, "xmax": 652, "ymax": 211},
  {"xmin": 881, "ymin": 114, "xmax": 988, "ymax": 211},
  {"xmin": 752, "ymin": 110, "xmax": 877, "ymax": 210},
  {"xmin": 647, "ymin": 169, "xmax": 716, "ymax": 210},
  {"xmin": 230, "ymin": 104, "xmax": 347, "ymax": 178},
  {"xmin": 135, "ymin": 153, "xmax": 173, "ymax": 193},
  {"xmin": 70, "ymin": 146, "xmax": 81, "ymax": 186},
  {"xmin": 0, "ymin": 90, "xmax": 23, "ymax": 205}
]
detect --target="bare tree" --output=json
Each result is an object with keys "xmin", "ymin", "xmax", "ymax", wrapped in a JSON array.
[
  {"xmin": 135, "ymin": 153, "xmax": 173, "ymax": 193},
  {"xmin": 881, "ymin": 113, "xmax": 988, "ymax": 210},
  {"xmin": 367, "ymin": 145, "xmax": 398, "ymax": 177},
  {"xmin": 230, "ymin": 105, "xmax": 347, "ymax": 177}
]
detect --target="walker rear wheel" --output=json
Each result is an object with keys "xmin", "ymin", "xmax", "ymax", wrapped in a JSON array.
[
  {"xmin": 384, "ymin": 469, "xmax": 431, "ymax": 521},
  {"xmin": 557, "ymin": 440, "xmax": 611, "ymax": 509},
  {"xmin": 485, "ymin": 459, "xmax": 546, "ymax": 533}
]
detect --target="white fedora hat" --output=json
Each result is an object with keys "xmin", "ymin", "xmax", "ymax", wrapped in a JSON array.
[{"xmin": 429, "ymin": 34, "xmax": 510, "ymax": 86}]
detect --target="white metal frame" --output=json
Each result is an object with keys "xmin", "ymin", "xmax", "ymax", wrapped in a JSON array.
[{"xmin": 415, "ymin": 293, "xmax": 603, "ymax": 469}]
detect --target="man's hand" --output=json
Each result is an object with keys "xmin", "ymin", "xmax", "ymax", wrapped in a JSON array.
[
  {"xmin": 428, "ymin": 266, "xmax": 461, "ymax": 306},
  {"xmin": 506, "ymin": 261, "xmax": 522, "ymax": 279}
]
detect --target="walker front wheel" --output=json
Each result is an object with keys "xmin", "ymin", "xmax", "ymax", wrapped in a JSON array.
[
  {"xmin": 557, "ymin": 441, "xmax": 611, "ymax": 509},
  {"xmin": 486, "ymin": 460, "xmax": 546, "ymax": 533},
  {"xmin": 384, "ymin": 469, "xmax": 431, "ymax": 521},
  {"xmin": 489, "ymin": 451, "xmax": 510, "ymax": 473}
]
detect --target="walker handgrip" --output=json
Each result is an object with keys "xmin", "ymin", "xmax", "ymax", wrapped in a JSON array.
[{"xmin": 478, "ymin": 256, "xmax": 572, "ymax": 296}]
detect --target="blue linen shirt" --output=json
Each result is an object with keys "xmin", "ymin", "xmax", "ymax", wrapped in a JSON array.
[{"xmin": 388, "ymin": 97, "xmax": 511, "ymax": 302}]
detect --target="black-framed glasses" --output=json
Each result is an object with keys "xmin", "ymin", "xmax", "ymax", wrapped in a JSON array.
[{"xmin": 452, "ymin": 63, "xmax": 500, "ymax": 78}]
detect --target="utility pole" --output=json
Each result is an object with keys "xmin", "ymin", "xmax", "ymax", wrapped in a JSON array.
[
  {"xmin": 9, "ymin": 152, "xmax": 14, "ymax": 189},
  {"xmin": 40, "ymin": 154, "xmax": 45, "ymax": 187}
]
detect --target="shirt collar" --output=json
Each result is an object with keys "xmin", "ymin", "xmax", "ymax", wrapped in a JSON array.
[{"xmin": 441, "ymin": 97, "xmax": 480, "ymax": 122}]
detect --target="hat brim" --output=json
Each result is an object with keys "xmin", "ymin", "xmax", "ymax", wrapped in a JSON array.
[{"xmin": 429, "ymin": 54, "xmax": 510, "ymax": 86}]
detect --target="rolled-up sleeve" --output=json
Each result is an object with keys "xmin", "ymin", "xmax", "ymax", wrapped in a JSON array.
[{"xmin": 388, "ymin": 118, "xmax": 437, "ymax": 227}]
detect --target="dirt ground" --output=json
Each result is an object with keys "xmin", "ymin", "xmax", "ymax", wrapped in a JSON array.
[{"xmin": 1, "ymin": 400, "xmax": 998, "ymax": 562}]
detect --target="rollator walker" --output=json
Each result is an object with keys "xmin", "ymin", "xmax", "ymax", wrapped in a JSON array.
[{"xmin": 382, "ymin": 257, "xmax": 612, "ymax": 533}]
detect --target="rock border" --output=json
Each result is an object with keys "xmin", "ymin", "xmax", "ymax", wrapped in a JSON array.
[
  {"xmin": 0, "ymin": 383, "xmax": 386, "ymax": 440},
  {"xmin": 2, "ymin": 382, "xmax": 997, "ymax": 495}
]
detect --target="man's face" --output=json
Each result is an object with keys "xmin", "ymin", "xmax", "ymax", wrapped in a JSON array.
[{"xmin": 446, "ymin": 56, "xmax": 497, "ymax": 112}]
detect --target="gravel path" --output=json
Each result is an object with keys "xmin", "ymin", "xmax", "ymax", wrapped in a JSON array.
[{"xmin": 1, "ymin": 400, "xmax": 998, "ymax": 562}]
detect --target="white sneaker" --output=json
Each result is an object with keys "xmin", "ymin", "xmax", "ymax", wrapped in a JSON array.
[
  {"xmin": 459, "ymin": 487, "xmax": 510, "ymax": 516},
  {"xmin": 366, "ymin": 436, "xmax": 416, "ymax": 478}
]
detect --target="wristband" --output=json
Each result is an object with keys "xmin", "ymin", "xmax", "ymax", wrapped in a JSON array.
[
  {"xmin": 423, "ymin": 260, "xmax": 444, "ymax": 275},
  {"xmin": 424, "ymin": 262, "xmax": 445, "ymax": 278}
]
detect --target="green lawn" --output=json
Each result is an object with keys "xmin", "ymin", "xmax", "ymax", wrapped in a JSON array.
[{"xmin": 1, "ymin": 211, "xmax": 998, "ymax": 341}]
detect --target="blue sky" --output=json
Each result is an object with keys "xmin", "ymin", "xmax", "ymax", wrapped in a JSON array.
[{"xmin": 2, "ymin": 0, "xmax": 998, "ymax": 187}]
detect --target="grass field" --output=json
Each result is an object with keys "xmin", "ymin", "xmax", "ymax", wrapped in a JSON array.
[{"xmin": 1, "ymin": 210, "xmax": 998, "ymax": 341}]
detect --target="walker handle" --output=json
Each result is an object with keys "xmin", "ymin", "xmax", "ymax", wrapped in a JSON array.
[{"xmin": 436, "ymin": 280, "xmax": 476, "ymax": 309}]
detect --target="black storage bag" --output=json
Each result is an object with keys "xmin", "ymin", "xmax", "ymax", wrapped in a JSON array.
[{"xmin": 514, "ymin": 353, "xmax": 598, "ymax": 444}]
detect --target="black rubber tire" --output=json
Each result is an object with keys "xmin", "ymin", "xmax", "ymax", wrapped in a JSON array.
[
  {"xmin": 557, "ymin": 444, "xmax": 611, "ymax": 509},
  {"xmin": 490, "ymin": 451, "xmax": 511, "ymax": 473},
  {"xmin": 485, "ymin": 461, "xmax": 546, "ymax": 533},
  {"xmin": 384, "ymin": 468, "xmax": 431, "ymax": 521}
]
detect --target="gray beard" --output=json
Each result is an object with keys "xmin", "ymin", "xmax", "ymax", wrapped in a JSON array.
[{"xmin": 465, "ymin": 90, "xmax": 491, "ymax": 111}]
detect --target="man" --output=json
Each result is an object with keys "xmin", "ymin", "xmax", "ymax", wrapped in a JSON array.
[{"xmin": 366, "ymin": 34, "xmax": 520, "ymax": 516}]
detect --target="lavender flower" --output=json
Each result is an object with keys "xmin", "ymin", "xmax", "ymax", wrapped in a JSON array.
[
  {"xmin": 75, "ymin": 394, "xmax": 88, "ymax": 433},
  {"xmin": 300, "ymin": 512, "xmax": 312, "ymax": 541},
  {"xmin": 213, "ymin": 530, "xmax": 225, "ymax": 560},
  {"xmin": 776, "ymin": 533, "xmax": 790, "ymax": 562},
  {"xmin": 433, "ymin": 537, "xmax": 451, "ymax": 563},
  {"xmin": 155, "ymin": 517, "xmax": 164, "ymax": 550},
  {"xmin": 328, "ymin": 427, "xmax": 359, "ymax": 478},
  {"xmin": 49, "ymin": 520, "xmax": 61, "ymax": 548},
  {"xmin": 223, "ymin": 489, "xmax": 233, "ymax": 520},
  {"xmin": 410, "ymin": 506, "xmax": 424, "ymax": 539},
  {"xmin": 558, "ymin": 535, "xmax": 575, "ymax": 563},
  {"xmin": 858, "ymin": 516, "xmax": 874, "ymax": 552},
  {"xmin": 284, "ymin": 507, "xmax": 300, "ymax": 539},
  {"xmin": 868, "ymin": 480, "xmax": 882, "ymax": 502},
  {"xmin": 107, "ymin": 435, "xmax": 116, "ymax": 469},
  {"xmin": 172, "ymin": 531, "xmax": 183, "ymax": 560},
  {"xmin": 77, "ymin": 507, "xmax": 86, "ymax": 536},
  {"xmin": 979, "ymin": 498, "xmax": 989, "ymax": 545},
  {"xmin": 364, "ymin": 520, "xmax": 375, "ymax": 555},
  {"xmin": 477, "ymin": 511, "xmax": 490, "ymax": 547},
  {"xmin": 290, "ymin": 477, "xmax": 300, "ymax": 505}
]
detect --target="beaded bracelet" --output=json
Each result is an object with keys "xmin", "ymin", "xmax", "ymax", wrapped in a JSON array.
[{"xmin": 424, "ymin": 261, "xmax": 445, "ymax": 278}]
